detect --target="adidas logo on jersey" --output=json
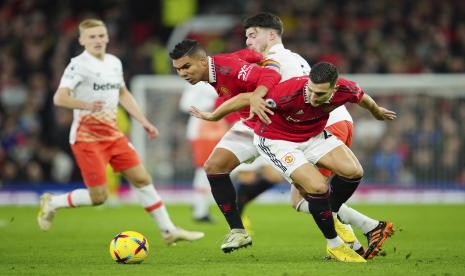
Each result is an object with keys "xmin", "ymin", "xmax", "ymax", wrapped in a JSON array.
[
  {"xmin": 296, "ymin": 109, "xmax": 304, "ymax": 115},
  {"xmin": 93, "ymin": 83, "xmax": 121, "ymax": 91}
]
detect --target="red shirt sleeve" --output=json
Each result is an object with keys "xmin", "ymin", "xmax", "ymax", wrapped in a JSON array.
[
  {"xmin": 238, "ymin": 65, "xmax": 281, "ymax": 90},
  {"xmin": 337, "ymin": 78, "xmax": 365, "ymax": 103},
  {"xmin": 216, "ymin": 49, "xmax": 264, "ymax": 64},
  {"xmin": 213, "ymin": 55, "xmax": 281, "ymax": 93},
  {"xmin": 353, "ymin": 86, "xmax": 365, "ymax": 103},
  {"xmin": 346, "ymin": 82, "xmax": 365, "ymax": 103}
]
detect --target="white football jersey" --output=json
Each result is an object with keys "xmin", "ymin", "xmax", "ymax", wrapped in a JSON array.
[
  {"xmin": 58, "ymin": 50, "xmax": 125, "ymax": 144},
  {"xmin": 264, "ymin": 44, "xmax": 352, "ymax": 126},
  {"xmin": 179, "ymin": 82, "xmax": 218, "ymax": 140},
  {"xmin": 264, "ymin": 44, "xmax": 310, "ymax": 82}
]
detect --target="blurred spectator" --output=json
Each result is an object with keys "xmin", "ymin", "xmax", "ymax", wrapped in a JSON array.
[
  {"xmin": 372, "ymin": 136, "xmax": 402, "ymax": 183},
  {"xmin": 0, "ymin": 0, "xmax": 464, "ymax": 189}
]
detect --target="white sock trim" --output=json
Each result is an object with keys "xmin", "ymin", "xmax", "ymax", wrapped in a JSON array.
[
  {"xmin": 295, "ymin": 199, "xmax": 309, "ymax": 213},
  {"xmin": 134, "ymin": 184, "xmax": 176, "ymax": 232}
]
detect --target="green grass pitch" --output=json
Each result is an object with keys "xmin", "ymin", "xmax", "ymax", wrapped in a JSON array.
[{"xmin": 1, "ymin": 204, "xmax": 464, "ymax": 275}]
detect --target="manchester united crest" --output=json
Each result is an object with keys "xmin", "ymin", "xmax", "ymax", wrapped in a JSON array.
[
  {"xmin": 282, "ymin": 153, "xmax": 295, "ymax": 165},
  {"xmin": 219, "ymin": 86, "xmax": 230, "ymax": 95}
]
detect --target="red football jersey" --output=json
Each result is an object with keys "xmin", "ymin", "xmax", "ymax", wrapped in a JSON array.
[
  {"xmin": 214, "ymin": 96, "xmax": 241, "ymax": 125},
  {"xmin": 255, "ymin": 77, "xmax": 364, "ymax": 142},
  {"xmin": 209, "ymin": 53, "xmax": 281, "ymax": 128},
  {"xmin": 216, "ymin": 49, "xmax": 264, "ymax": 64}
]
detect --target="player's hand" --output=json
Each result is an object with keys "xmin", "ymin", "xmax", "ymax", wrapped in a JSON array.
[
  {"xmin": 189, "ymin": 106, "xmax": 218, "ymax": 121},
  {"xmin": 143, "ymin": 122, "xmax": 159, "ymax": 140},
  {"xmin": 245, "ymin": 93, "xmax": 273, "ymax": 124},
  {"xmin": 87, "ymin": 100, "xmax": 104, "ymax": 112},
  {"xmin": 373, "ymin": 107, "xmax": 397, "ymax": 120}
]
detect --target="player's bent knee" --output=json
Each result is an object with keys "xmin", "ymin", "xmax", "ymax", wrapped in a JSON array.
[
  {"xmin": 204, "ymin": 160, "xmax": 230, "ymax": 175},
  {"xmin": 338, "ymin": 164, "xmax": 364, "ymax": 179},
  {"xmin": 311, "ymin": 185, "xmax": 329, "ymax": 194},
  {"xmin": 299, "ymin": 182, "xmax": 328, "ymax": 195},
  {"xmin": 347, "ymin": 166, "xmax": 364, "ymax": 179},
  {"xmin": 354, "ymin": 166, "xmax": 364, "ymax": 179},
  {"xmin": 130, "ymin": 174, "xmax": 151, "ymax": 187}
]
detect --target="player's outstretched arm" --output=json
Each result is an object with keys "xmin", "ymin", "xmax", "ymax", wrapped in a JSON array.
[
  {"xmin": 190, "ymin": 93, "xmax": 251, "ymax": 121},
  {"xmin": 53, "ymin": 87, "xmax": 104, "ymax": 112},
  {"xmin": 358, "ymin": 94, "xmax": 397, "ymax": 120},
  {"xmin": 119, "ymin": 86, "xmax": 159, "ymax": 139}
]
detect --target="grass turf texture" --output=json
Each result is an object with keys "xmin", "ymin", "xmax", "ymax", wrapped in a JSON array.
[{"xmin": 1, "ymin": 204, "xmax": 464, "ymax": 275}]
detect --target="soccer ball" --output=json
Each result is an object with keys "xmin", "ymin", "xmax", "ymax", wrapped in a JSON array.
[{"xmin": 109, "ymin": 231, "xmax": 149, "ymax": 264}]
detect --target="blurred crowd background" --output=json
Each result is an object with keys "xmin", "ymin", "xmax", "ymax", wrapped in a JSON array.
[{"xmin": 1, "ymin": 0, "xmax": 464, "ymax": 188}]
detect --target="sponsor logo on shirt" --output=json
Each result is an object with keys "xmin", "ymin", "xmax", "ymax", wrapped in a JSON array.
[
  {"xmin": 93, "ymin": 83, "xmax": 121, "ymax": 91},
  {"xmin": 296, "ymin": 109, "xmax": 304, "ymax": 115},
  {"xmin": 286, "ymin": 116, "xmax": 301, "ymax": 123},
  {"xmin": 238, "ymin": 64, "xmax": 253, "ymax": 81}
]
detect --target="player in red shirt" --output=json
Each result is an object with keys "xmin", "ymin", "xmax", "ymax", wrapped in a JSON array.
[
  {"xmin": 170, "ymin": 40, "xmax": 281, "ymax": 253},
  {"xmin": 192, "ymin": 62, "xmax": 396, "ymax": 262}
]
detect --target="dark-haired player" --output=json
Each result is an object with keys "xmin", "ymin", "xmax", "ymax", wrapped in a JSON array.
[
  {"xmin": 192, "ymin": 62, "xmax": 396, "ymax": 261},
  {"xmin": 237, "ymin": 12, "xmax": 394, "ymax": 260},
  {"xmin": 170, "ymin": 39, "xmax": 281, "ymax": 252}
]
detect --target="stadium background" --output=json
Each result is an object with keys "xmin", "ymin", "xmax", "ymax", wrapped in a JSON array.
[{"xmin": 1, "ymin": 0, "xmax": 465, "ymax": 204}]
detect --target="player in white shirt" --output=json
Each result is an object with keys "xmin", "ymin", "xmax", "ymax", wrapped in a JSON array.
[{"xmin": 37, "ymin": 18, "xmax": 204, "ymax": 245}]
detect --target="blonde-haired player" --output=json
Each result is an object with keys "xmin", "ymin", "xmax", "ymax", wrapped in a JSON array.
[{"xmin": 37, "ymin": 19, "xmax": 204, "ymax": 245}]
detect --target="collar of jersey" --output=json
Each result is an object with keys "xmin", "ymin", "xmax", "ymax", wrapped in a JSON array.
[
  {"xmin": 304, "ymin": 82, "xmax": 311, "ymax": 104},
  {"xmin": 83, "ymin": 50, "xmax": 106, "ymax": 62},
  {"xmin": 208, "ymin": 56, "xmax": 216, "ymax": 83},
  {"xmin": 268, "ymin": 43, "xmax": 285, "ymax": 53}
]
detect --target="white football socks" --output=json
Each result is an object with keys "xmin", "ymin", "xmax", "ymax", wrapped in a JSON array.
[
  {"xmin": 192, "ymin": 167, "xmax": 211, "ymax": 219},
  {"xmin": 295, "ymin": 200, "xmax": 379, "ymax": 234},
  {"xmin": 343, "ymin": 223, "xmax": 363, "ymax": 250},
  {"xmin": 49, "ymin": 189, "xmax": 92, "ymax": 209},
  {"xmin": 295, "ymin": 198, "xmax": 308, "ymax": 213},
  {"xmin": 337, "ymin": 204, "xmax": 379, "ymax": 234},
  {"xmin": 134, "ymin": 184, "xmax": 176, "ymax": 232}
]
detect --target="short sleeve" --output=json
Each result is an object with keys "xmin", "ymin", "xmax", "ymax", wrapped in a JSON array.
[
  {"xmin": 349, "ymin": 84, "xmax": 365, "ymax": 103},
  {"xmin": 59, "ymin": 62, "xmax": 84, "ymax": 90},
  {"xmin": 117, "ymin": 59, "xmax": 126, "ymax": 88}
]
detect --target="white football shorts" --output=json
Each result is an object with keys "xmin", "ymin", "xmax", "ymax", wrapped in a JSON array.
[
  {"xmin": 253, "ymin": 130, "xmax": 343, "ymax": 182},
  {"xmin": 214, "ymin": 120, "xmax": 260, "ymax": 163}
]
